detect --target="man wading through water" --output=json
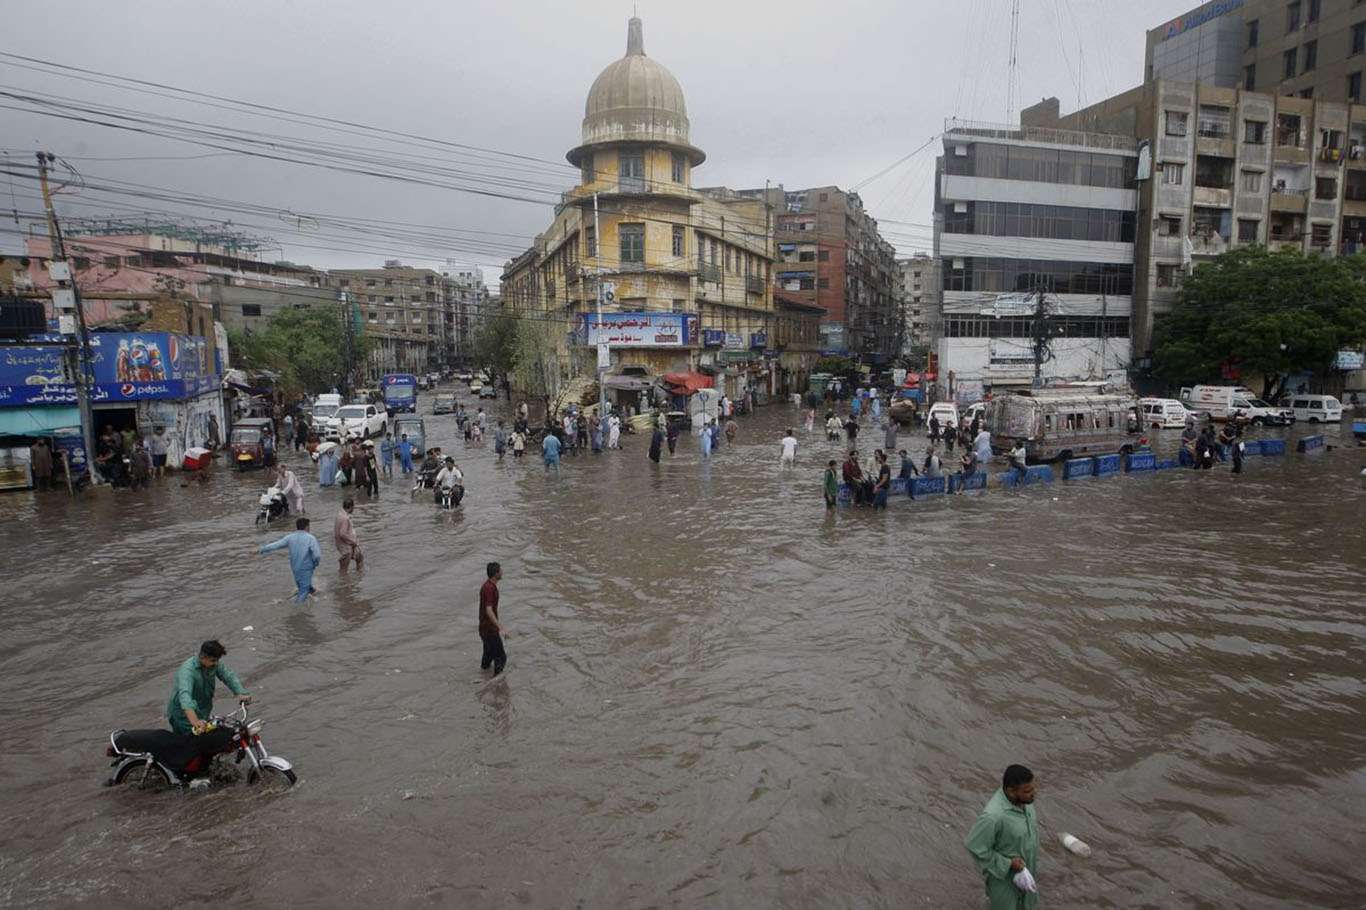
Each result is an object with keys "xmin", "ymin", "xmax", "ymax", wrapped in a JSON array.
[
  {"xmin": 965, "ymin": 764, "xmax": 1040, "ymax": 909},
  {"xmin": 479, "ymin": 561, "xmax": 506, "ymax": 675}
]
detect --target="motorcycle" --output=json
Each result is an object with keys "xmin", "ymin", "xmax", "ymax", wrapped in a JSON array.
[
  {"xmin": 435, "ymin": 482, "xmax": 465, "ymax": 510},
  {"xmin": 255, "ymin": 485, "xmax": 288, "ymax": 524},
  {"xmin": 105, "ymin": 703, "xmax": 295, "ymax": 791},
  {"xmin": 411, "ymin": 465, "xmax": 439, "ymax": 495}
]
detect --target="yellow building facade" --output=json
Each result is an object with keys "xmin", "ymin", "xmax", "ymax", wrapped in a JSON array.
[{"xmin": 502, "ymin": 17, "xmax": 820, "ymax": 402}]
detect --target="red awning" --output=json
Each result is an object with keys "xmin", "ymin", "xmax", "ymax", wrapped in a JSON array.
[{"xmin": 664, "ymin": 371, "xmax": 714, "ymax": 395}]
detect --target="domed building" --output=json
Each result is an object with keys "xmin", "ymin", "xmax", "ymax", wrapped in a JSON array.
[{"xmin": 502, "ymin": 17, "xmax": 820, "ymax": 411}]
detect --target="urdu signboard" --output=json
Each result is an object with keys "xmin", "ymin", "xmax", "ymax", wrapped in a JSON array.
[{"xmin": 577, "ymin": 312, "xmax": 698, "ymax": 347}]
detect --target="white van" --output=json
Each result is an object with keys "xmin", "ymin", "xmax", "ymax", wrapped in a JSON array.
[
  {"xmin": 927, "ymin": 402, "xmax": 960, "ymax": 433},
  {"xmin": 1139, "ymin": 397, "xmax": 1197, "ymax": 429},
  {"xmin": 1179, "ymin": 385, "xmax": 1292, "ymax": 425},
  {"xmin": 1285, "ymin": 394, "xmax": 1343, "ymax": 423}
]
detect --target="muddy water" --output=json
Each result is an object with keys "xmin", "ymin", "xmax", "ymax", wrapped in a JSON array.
[{"xmin": 1, "ymin": 396, "xmax": 1363, "ymax": 908}]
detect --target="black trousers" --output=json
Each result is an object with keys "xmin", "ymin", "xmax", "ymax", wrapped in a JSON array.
[{"xmin": 480, "ymin": 633, "xmax": 506, "ymax": 674}]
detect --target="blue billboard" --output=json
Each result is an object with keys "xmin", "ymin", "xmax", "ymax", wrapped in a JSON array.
[
  {"xmin": 576, "ymin": 312, "xmax": 698, "ymax": 347},
  {"xmin": 0, "ymin": 331, "xmax": 219, "ymax": 406}
]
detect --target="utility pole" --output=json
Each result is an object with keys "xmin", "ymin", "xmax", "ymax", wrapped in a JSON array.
[
  {"xmin": 593, "ymin": 192, "xmax": 608, "ymax": 423},
  {"xmin": 1006, "ymin": 0, "xmax": 1021, "ymax": 124},
  {"xmin": 37, "ymin": 151, "xmax": 99, "ymax": 485},
  {"xmin": 1030, "ymin": 284, "xmax": 1050, "ymax": 389}
]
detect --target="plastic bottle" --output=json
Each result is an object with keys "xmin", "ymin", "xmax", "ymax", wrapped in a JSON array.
[{"xmin": 1060, "ymin": 832, "xmax": 1092, "ymax": 858}]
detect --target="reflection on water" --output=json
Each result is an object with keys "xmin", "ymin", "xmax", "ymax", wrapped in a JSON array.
[{"xmin": 0, "ymin": 400, "xmax": 1363, "ymax": 907}]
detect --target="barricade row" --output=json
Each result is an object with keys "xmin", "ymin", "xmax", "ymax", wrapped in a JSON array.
[{"xmin": 835, "ymin": 440, "xmax": 1296, "ymax": 506}]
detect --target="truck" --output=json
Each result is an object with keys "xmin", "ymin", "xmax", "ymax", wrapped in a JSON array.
[
  {"xmin": 1179, "ymin": 385, "xmax": 1292, "ymax": 425},
  {"xmin": 382, "ymin": 373, "xmax": 418, "ymax": 414}
]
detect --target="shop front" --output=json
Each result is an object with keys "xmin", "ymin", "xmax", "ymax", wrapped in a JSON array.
[{"xmin": 0, "ymin": 330, "xmax": 223, "ymax": 476}]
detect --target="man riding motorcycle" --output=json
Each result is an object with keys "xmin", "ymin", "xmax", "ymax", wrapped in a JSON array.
[
  {"xmin": 167, "ymin": 639, "xmax": 251, "ymax": 735},
  {"xmin": 434, "ymin": 456, "xmax": 465, "ymax": 507}
]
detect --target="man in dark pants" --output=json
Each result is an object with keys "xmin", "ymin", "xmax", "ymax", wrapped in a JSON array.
[{"xmin": 479, "ymin": 561, "xmax": 506, "ymax": 675}]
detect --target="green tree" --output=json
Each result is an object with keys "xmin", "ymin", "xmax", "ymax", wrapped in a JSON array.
[
  {"xmin": 1152, "ymin": 247, "xmax": 1366, "ymax": 399},
  {"xmin": 227, "ymin": 305, "xmax": 366, "ymax": 396},
  {"xmin": 814, "ymin": 355, "xmax": 855, "ymax": 376},
  {"xmin": 473, "ymin": 312, "xmax": 518, "ymax": 402},
  {"xmin": 511, "ymin": 317, "xmax": 568, "ymax": 419}
]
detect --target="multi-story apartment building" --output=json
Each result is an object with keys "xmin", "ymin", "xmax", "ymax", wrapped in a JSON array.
[
  {"xmin": 1147, "ymin": 0, "xmax": 1366, "ymax": 104},
  {"xmin": 329, "ymin": 262, "xmax": 446, "ymax": 376},
  {"xmin": 897, "ymin": 253, "xmax": 942, "ymax": 355},
  {"xmin": 438, "ymin": 262, "xmax": 488, "ymax": 366},
  {"xmin": 933, "ymin": 119, "xmax": 1138, "ymax": 401},
  {"xmin": 501, "ymin": 17, "xmax": 823, "ymax": 402},
  {"xmin": 22, "ymin": 225, "xmax": 335, "ymax": 333},
  {"xmin": 737, "ymin": 185, "xmax": 901, "ymax": 363},
  {"xmin": 1027, "ymin": 82, "xmax": 1366, "ymax": 355}
]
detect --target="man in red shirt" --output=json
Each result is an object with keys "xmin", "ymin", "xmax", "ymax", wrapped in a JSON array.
[{"xmin": 479, "ymin": 562, "xmax": 506, "ymax": 675}]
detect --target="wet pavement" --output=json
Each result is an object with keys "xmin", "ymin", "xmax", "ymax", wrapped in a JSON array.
[{"xmin": 1, "ymin": 391, "xmax": 1363, "ymax": 908}]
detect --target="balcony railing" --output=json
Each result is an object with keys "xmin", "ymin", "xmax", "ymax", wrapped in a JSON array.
[
  {"xmin": 745, "ymin": 275, "xmax": 765, "ymax": 294},
  {"xmin": 700, "ymin": 263, "xmax": 720, "ymax": 283},
  {"xmin": 942, "ymin": 117, "xmax": 1136, "ymax": 152}
]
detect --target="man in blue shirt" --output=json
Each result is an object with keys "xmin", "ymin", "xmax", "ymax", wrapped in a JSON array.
[
  {"xmin": 542, "ymin": 430, "xmax": 561, "ymax": 472},
  {"xmin": 397, "ymin": 433, "xmax": 415, "ymax": 475},
  {"xmin": 166, "ymin": 639, "xmax": 250, "ymax": 734},
  {"xmin": 259, "ymin": 517, "xmax": 322, "ymax": 603}
]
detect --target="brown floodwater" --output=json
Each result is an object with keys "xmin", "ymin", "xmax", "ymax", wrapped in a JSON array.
[{"xmin": 1, "ymin": 394, "xmax": 1363, "ymax": 908}]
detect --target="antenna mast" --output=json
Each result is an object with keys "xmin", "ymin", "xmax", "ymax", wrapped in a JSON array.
[{"xmin": 1006, "ymin": 0, "xmax": 1021, "ymax": 124}]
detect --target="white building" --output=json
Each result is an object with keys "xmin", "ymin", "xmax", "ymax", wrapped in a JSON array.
[{"xmin": 933, "ymin": 119, "xmax": 1138, "ymax": 401}]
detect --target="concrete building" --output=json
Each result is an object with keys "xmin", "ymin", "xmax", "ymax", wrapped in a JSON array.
[
  {"xmin": 438, "ymin": 263, "xmax": 488, "ymax": 365},
  {"xmin": 329, "ymin": 262, "xmax": 446, "ymax": 376},
  {"xmin": 21, "ymin": 227, "xmax": 335, "ymax": 334},
  {"xmin": 1027, "ymin": 83, "xmax": 1366, "ymax": 356},
  {"xmin": 736, "ymin": 186, "xmax": 902, "ymax": 363},
  {"xmin": 897, "ymin": 253, "xmax": 941, "ymax": 355},
  {"xmin": 1146, "ymin": 0, "xmax": 1366, "ymax": 104},
  {"xmin": 501, "ymin": 17, "xmax": 823, "ymax": 403},
  {"xmin": 933, "ymin": 119, "xmax": 1138, "ymax": 401}
]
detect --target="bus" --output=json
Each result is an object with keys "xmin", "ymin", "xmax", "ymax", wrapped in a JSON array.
[{"xmin": 382, "ymin": 373, "xmax": 418, "ymax": 414}]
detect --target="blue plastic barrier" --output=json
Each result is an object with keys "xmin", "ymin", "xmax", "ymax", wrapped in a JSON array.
[
  {"xmin": 890, "ymin": 477, "xmax": 909, "ymax": 495},
  {"xmin": 1353, "ymin": 419, "xmax": 1366, "ymax": 441},
  {"xmin": 1297, "ymin": 434, "xmax": 1325, "ymax": 452},
  {"xmin": 910, "ymin": 476, "xmax": 946, "ymax": 498},
  {"xmin": 999, "ymin": 465, "xmax": 1054, "ymax": 488},
  {"xmin": 1094, "ymin": 453, "xmax": 1122, "ymax": 476},
  {"xmin": 947, "ymin": 471, "xmax": 987, "ymax": 493},
  {"xmin": 1154, "ymin": 458, "xmax": 1180, "ymax": 470},
  {"xmin": 1259, "ymin": 438, "xmax": 1286, "ymax": 456},
  {"xmin": 837, "ymin": 483, "xmax": 852, "ymax": 505},
  {"xmin": 1124, "ymin": 452, "xmax": 1156, "ymax": 472},
  {"xmin": 1063, "ymin": 457, "xmax": 1095, "ymax": 479}
]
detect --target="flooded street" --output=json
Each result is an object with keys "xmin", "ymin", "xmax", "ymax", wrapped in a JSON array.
[{"xmin": 1, "ymin": 395, "xmax": 1363, "ymax": 908}]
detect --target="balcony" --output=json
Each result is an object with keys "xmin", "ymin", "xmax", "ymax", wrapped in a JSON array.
[
  {"xmin": 1188, "ymin": 233, "xmax": 1229, "ymax": 256},
  {"xmin": 745, "ymin": 275, "xmax": 765, "ymax": 294},
  {"xmin": 700, "ymin": 263, "xmax": 720, "ymax": 283}
]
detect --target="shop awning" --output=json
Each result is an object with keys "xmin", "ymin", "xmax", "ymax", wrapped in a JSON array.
[
  {"xmin": 663, "ymin": 371, "xmax": 714, "ymax": 395},
  {"xmin": 0, "ymin": 406, "xmax": 81, "ymax": 437}
]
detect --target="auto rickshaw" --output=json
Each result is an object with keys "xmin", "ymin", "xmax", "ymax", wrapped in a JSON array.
[{"xmin": 229, "ymin": 417, "xmax": 275, "ymax": 471}]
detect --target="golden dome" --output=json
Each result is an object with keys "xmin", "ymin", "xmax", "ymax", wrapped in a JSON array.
[{"xmin": 568, "ymin": 17, "xmax": 705, "ymax": 166}]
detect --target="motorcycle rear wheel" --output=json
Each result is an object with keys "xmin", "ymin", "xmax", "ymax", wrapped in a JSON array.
[
  {"xmin": 113, "ymin": 760, "xmax": 175, "ymax": 791},
  {"xmin": 247, "ymin": 766, "xmax": 297, "ymax": 790}
]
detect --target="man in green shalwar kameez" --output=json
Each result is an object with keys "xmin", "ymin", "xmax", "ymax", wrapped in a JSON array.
[{"xmin": 965, "ymin": 764, "xmax": 1041, "ymax": 909}]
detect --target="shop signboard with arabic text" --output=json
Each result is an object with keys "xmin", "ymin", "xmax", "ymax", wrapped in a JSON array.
[{"xmin": 577, "ymin": 312, "xmax": 698, "ymax": 347}]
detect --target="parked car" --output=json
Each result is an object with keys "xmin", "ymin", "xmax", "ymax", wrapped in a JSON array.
[
  {"xmin": 1139, "ymin": 397, "xmax": 1200, "ymax": 429},
  {"xmin": 456, "ymin": 371, "xmax": 473, "ymax": 382},
  {"xmin": 392, "ymin": 414, "xmax": 425, "ymax": 453},
  {"xmin": 417, "ymin": 376, "xmax": 431, "ymax": 391},
  {"xmin": 479, "ymin": 382, "xmax": 497, "ymax": 399},
  {"xmin": 468, "ymin": 380, "xmax": 484, "ymax": 396},
  {"xmin": 229, "ymin": 418, "xmax": 276, "ymax": 471},
  {"xmin": 432, "ymin": 393, "xmax": 457, "ymax": 415},
  {"xmin": 1282, "ymin": 394, "xmax": 1343, "ymax": 423},
  {"xmin": 962, "ymin": 401, "xmax": 987, "ymax": 429},
  {"xmin": 327, "ymin": 403, "xmax": 387, "ymax": 441}
]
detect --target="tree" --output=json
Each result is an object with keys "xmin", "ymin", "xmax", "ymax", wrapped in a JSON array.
[
  {"xmin": 473, "ymin": 313, "xmax": 517, "ymax": 401},
  {"xmin": 227, "ymin": 305, "xmax": 367, "ymax": 396},
  {"xmin": 1152, "ymin": 247, "xmax": 1366, "ymax": 400},
  {"xmin": 814, "ymin": 355, "xmax": 855, "ymax": 376},
  {"xmin": 511, "ymin": 317, "xmax": 570, "ymax": 420}
]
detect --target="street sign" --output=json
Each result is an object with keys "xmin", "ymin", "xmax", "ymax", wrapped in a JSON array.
[{"xmin": 597, "ymin": 343, "xmax": 611, "ymax": 369}]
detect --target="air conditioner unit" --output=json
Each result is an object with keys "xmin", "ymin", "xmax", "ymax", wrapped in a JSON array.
[
  {"xmin": 954, "ymin": 145, "xmax": 969, "ymax": 157},
  {"xmin": 954, "ymin": 202, "xmax": 968, "ymax": 213},
  {"xmin": 952, "ymin": 259, "xmax": 965, "ymax": 270}
]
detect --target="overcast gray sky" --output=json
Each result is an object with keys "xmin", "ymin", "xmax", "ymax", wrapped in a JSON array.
[{"xmin": 0, "ymin": 0, "xmax": 1198, "ymax": 284}]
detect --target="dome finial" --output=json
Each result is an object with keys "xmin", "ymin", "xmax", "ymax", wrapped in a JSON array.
[{"xmin": 626, "ymin": 16, "xmax": 644, "ymax": 56}]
